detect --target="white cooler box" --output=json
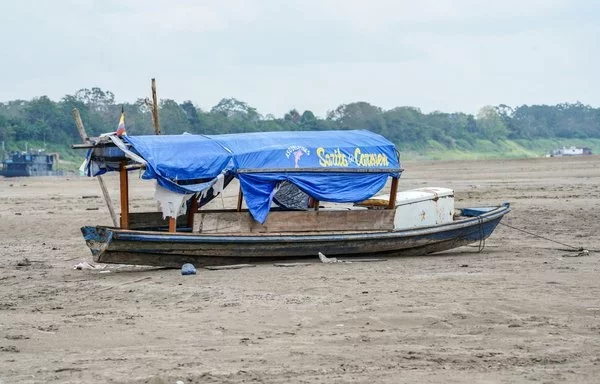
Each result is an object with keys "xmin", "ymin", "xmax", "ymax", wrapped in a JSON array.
[
  {"xmin": 393, "ymin": 187, "xmax": 454, "ymax": 230},
  {"xmin": 357, "ymin": 187, "xmax": 455, "ymax": 230}
]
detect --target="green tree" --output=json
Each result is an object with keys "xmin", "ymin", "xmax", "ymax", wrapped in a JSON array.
[
  {"xmin": 300, "ymin": 110, "xmax": 318, "ymax": 130},
  {"xmin": 476, "ymin": 106, "xmax": 508, "ymax": 140},
  {"xmin": 383, "ymin": 106, "xmax": 428, "ymax": 147},
  {"xmin": 328, "ymin": 102, "xmax": 386, "ymax": 135},
  {"xmin": 180, "ymin": 101, "xmax": 204, "ymax": 133},
  {"xmin": 74, "ymin": 87, "xmax": 115, "ymax": 113},
  {"xmin": 158, "ymin": 99, "xmax": 191, "ymax": 134},
  {"xmin": 284, "ymin": 109, "xmax": 301, "ymax": 123},
  {"xmin": 211, "ymin": 98, "xmax": 260, "ymax": 122},
  {"xmin": 0, "ymin": 115, "xmax": 16, "ymax": 142}
]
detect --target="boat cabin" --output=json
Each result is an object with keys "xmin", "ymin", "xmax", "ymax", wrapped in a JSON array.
[
  {"xmin": 76, "ymin": 130, "xmax": 454, "ymax": 235},
  {"xmin": 1, "ymin": 150, "xmax": 60, "ymax": 177}
]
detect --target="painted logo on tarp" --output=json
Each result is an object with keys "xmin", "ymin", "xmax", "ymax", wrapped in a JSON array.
[
  {"xmin": 317, "ymin": 147, "xmax": 390, "ymax": 167},
  {"xmin": 285, "ymin": 145, "xmax": 310, "ymax": 168}
]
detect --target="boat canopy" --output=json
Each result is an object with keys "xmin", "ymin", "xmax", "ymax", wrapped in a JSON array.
[{"xmin": 84, "ymin": 130, "xmax": 402, "ymax": 223}]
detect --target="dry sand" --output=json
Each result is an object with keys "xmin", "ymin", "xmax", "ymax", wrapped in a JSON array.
[{"xmin": 1, "ymin": 156, "xmax": 599, "ymax": 383}]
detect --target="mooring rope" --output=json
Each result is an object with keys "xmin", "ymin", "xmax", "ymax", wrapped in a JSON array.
[
  {"xmin": 477, "ymin": 216, "xmax": 486, "ymax": 253},
  {"xmin": 498, "ymin": 221, "xmax": 584, "ymax": 251}
]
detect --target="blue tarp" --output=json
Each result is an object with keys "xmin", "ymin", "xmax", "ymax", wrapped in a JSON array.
[
  {"xmin": 94, "ymin": 130, "xmax": 401, "ymax": 223},
  {"xmin": 124, "ymin": 135, "xmax": 234, "ymax": 194}
]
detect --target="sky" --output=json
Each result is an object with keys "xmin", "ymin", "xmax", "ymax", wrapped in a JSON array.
[{"xmin": 0, "ymin": 0, "xmax": 598, "ymax": 117}]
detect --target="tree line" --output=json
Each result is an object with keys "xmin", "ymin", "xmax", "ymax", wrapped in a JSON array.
[{"xmin": 1, "ymin": 87, "xmax": 599, "ymax": 151}]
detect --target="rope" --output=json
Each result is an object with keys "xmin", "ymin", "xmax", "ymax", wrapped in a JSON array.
[
  {"xmin": 498, "ymin": 222, "xmax": 583, "ymax": 251},
  {"xmin": 477, "ymin": 216, "xmax": 485, "ymax": 253}
]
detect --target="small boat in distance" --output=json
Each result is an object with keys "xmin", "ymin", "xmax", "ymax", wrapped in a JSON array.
[
  {"xmin": 74, "ymin": 130, "xmax": 510, "ymax": 267},
  {"xmin": 550, "ymin": 146, "xmax": 592, "ymax": 157},
  {"xmin": 1, "ymin": 150, "xmax": 61, "ymax": 177}
]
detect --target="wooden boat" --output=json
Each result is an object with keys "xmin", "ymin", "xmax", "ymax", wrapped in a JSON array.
[
  {"xmin": 82, "ymin": 204, "xmax": 509, "ymax": 267},
  {"xmin": 75, "ymin": 130, "xmax": 510, "ymax": 267}
]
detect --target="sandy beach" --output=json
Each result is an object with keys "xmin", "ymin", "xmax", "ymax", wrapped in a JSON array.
[{"xmin": 1, "ymin": 155, "xmax": 599, "ymax": 383}]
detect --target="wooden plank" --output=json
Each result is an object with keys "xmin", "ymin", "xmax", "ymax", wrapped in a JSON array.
[
  {"xmin": 119, "ymin": 161, "xmax": 129, "ymax": 229},
  {"xmin": 72, "ymin": 143, "xmax": 102, "ymax": 149},
  {"xmin": 274, "ymin": 263, "xmax": 313, "ymax": 267},
  {"xmin": 193, "ymin": 209, "xmax": 395, "ymax": 233},
  {"xmin": 168, "ymin": 217, "xmax": 176, "ymax": 232},
  {"xmin": 125, "ymin": 164, "xmax": 145, "ymax": 171},
  {"xmin": 204, "ymin": 264, "xmax": 256, "ymax": 271},
  {"xmin": 193, "ymin": 210, "xmax": 249, "ymax": 233},
  {"xmin": 72, "ymin": 142, "xmax": 127, "ymax": 149},
  {"xmin": 127, "ymin": 212, "xmax": 186, "ymax": 229},
  {"xmin": 72, "ymin": 108, "xmax": 119, "ymax": 227}
]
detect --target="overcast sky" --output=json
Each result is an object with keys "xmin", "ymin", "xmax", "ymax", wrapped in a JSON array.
[{"xmin": 0, "ymin": 0, "xmax": 598, "ymax": 117}]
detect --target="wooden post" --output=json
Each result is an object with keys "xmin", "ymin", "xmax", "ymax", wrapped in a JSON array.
[
  {"xmin": 72, "ymin": 109, "xmax": 89, "ymax": 142},
  {"xmin": 72, "ymin": 108, "xmax": 119, "ymax": 227},
  {"xmin": 314, "ymin": 199, "xmax": 320, "ymax": 212},
  {"xmin": 236, "ymin": 187, "xmax": 244, "ymax": 212},
  {"xmin": 119, "ymin": 161, "xmax": 129, "ymax": 229},
  {"xmin": 97, "ymin": 176, "xmax": 119, "ymax": 227},
  {"xmin": 151, "ymin": 78, "xmax": 161, "ymax": 135},
  {"xmin": 187, "ymin": 196, "xmax": 198, "ymax": 228},
  {"xmin": 168, "ymin": 217, "xmax": 176, "ymax": 232},
  {"xmin": 388, "ymin": 176, "xmax": 399, "ymax": 209}
]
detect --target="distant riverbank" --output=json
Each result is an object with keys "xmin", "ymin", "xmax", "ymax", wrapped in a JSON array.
[
  {"xmin": 400, "ymin": 138, "xmax": 600, "ymax": 161},
  {"xmin": 2, "ymin": 137, "xmax": 599, "ymax": 172}
]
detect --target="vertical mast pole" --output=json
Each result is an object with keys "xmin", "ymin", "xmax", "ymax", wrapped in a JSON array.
[
  {"xmin": 187, "ymin": 197, "xmax": 198, "ymax": 228},
  {"xmin": 151, "ymin": 78, "xmax": 161, "ymax": 135},
  {"xmin": 387, "ymin": 177, "xmax": 399, "ymax": 209},
  {"xmin": 236, "ymin": 187, "xmax": 244, "ymax": 212},
  {"xmin": 119, "ymin": 160, "xmax": 129, "ymax": 229}
]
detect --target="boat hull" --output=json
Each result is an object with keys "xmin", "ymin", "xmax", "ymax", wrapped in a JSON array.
[{"xmin": 82, "ymin": 204, "xmax": 510, "ymax": 267}]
